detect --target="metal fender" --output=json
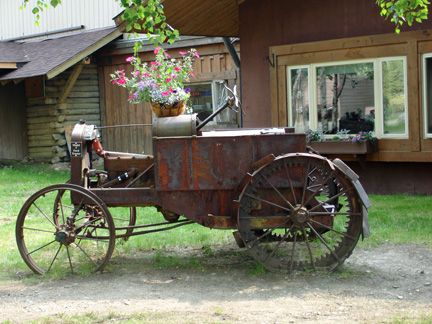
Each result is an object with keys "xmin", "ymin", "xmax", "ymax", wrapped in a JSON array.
[{"xmin": 332, "ymin": 158, "xmax": 371, "ymax": 239}]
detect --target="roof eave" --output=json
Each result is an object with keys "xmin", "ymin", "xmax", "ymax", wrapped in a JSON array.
[{"xmin": 114, "ymin": 0, "xmax": 242, "ymax": 37}]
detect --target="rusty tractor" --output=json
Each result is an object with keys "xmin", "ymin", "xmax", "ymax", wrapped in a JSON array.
[{"xmin": 16, "ymin": 93, "xmax": 371, "ymax": 274}]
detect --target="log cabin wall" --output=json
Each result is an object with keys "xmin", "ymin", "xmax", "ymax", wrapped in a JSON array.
[
  {"xmin": 0, "ymin": 82, "xmax": 28, "ymax": 160},
  {"xmin": 26, "ymin": 63, "xmax": 100, "ymax": 163},
  {"xmin": 97, "ymin": 40, "xmax": 240, "ymax": 155}
]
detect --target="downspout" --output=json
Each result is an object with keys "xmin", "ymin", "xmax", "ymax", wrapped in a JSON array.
[{"xmin": 222, "ymin": 37, "xmax": 242, "ymax": 127}]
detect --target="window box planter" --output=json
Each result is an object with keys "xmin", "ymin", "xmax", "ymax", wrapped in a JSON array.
[{"xmin": 308, "ymin": 139, "xmax": 378, "ymax": 155}]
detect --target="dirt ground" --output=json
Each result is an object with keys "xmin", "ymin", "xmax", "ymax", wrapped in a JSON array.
[{"xmin": 1, "ymin": 243, "xmax": 431, "ymax": 324}]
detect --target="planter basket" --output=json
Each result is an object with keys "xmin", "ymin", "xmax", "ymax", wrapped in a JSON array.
[{"xmin": 151, "ymin": 101, "xmax": 186, "ymax": 117}]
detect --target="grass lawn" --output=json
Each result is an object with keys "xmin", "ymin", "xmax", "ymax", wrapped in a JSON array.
[{"xmin": 1, "ymin": 160, "xmax": 432, "ymax": 278}]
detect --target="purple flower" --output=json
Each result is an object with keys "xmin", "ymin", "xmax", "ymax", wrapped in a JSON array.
[{"xmin": 185, "ymin": 88, "xmax": 191, "ymax": 93}]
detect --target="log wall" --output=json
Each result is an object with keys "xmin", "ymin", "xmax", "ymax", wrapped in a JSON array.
[{"xmin": 27, "ymin": 63, "xmax": 100, "ymax": 163}]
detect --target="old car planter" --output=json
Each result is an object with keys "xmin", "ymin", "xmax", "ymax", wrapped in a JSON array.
[{"xmin": 15, "ymin": 95, "xmax": 371, "ymax": 275}]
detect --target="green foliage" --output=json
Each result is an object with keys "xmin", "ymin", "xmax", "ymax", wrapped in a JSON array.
[
  {"xmin": 20, "ymin": 0, "xmax": 61, "ymax": 26},
  {"xmin": 377, "ymin": 0, "xmax": 430, "ymax": 33},
  {"xmin": 116, "ymin": 0, "xmax": 180, "ymax": 51},
  {"xmin": 21, "ymin": 0, "xmax": 179, "ymax": 49}
]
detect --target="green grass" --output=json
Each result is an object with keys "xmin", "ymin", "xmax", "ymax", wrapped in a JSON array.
[
  {"xmin": 360, "ymin": 194, "xmax": 432, "ymax": 247},
  {"xmin": 383, "ymin": 313, "xmax": 432, "ymax": 324},
  {"xmin": 0, "ymin": 311, "xmax": 235, "ymax": 324},
  {"xmin": 1, "ymin": 162, "xmax": 432, "ymax": 280}
]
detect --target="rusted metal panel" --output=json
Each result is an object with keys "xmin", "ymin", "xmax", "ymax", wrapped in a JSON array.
[
  {"xmin": 154, "ymin": 137, "xmax": 192, "ymax": 190},
  {"xmin": 191, "ymin": 136, "xmax": 254, "ymax": 190},
  {"xmin": 157, "ymin": 190, "xmax": 236, "ymax": 223},
  {"xmin": 91, "ymin": 188, "xmax": 158, "ymax": 207},
  {"xmin": 154, "ymin": 133, "xmax": 307, "ymax": 192}
]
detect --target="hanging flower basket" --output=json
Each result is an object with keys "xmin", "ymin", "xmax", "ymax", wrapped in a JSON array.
[{"xmin": 151, "ymin": 101, "xmax": 186, "ymax": 117}]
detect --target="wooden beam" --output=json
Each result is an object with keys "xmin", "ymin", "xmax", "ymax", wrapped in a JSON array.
[
  {"xmin": 58, "ymin": 63, "xmax": 84, "ymax": 104},
  {"xmin": 0, "ymin": 63, "xmax": 17, "ymax": 69}
]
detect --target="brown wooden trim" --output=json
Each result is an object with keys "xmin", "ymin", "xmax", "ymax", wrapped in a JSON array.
[
  {"xmin": 272, "ymin": 29, "xmax": 432, "ymax": 57},
  {"xmin": 58, "ymin": 63, "xmax": 84, "ymax": 104},
  {"xmin": 0, "ymin": 63, "xmax": 17, "ymax": 69},
  {"xmin": 277, "ymin": 65, "xmax": 287, "ymax": 127},
  {"xmin": 277, "ymin": 44, "xmax": 408, "ymax": 67},
  {"xmin": 269, "ymin": 49, "xmax": 278, "ymax": 127},
  {"xmin": 407, "ymin": 40, "xmax": 421, "ymax": 152},
  {"xmin": 188, "ymin": 69, "xmax": 237, "ymax": 82}
]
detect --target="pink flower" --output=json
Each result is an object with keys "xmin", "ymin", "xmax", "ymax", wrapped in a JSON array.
[
  {"xmin": 179, "ymin": 51, "xmax": 186, "ymax": 55},
  {"xmin": 166, "ymin": 77, "xmax": 171, "ymax": 83},
  {"xmin": 174, "ymin": 67, "xmax": 181, "ymax": 71},
  {"xmin": 129, "ymin": 95, "xmax": 133, "ymax": 100},
  {"xmin": 194, "ymin": 52, "xmax": 200, "ymax": 58},
  {"xmin": 162, "ymin": 92, "xmax": 170, "ymax": 96},
  {"xmin": 169, "ymin": 87, "xmax": 174, "ymax": 93},
  {"xmin": 126, "ymin": 57, "xmax": 134, "ymax": 62},
  {"xmin": 118, "ymin": 78, "xmax": 126, "ymax": 85},
  {"xmin": 165, "ymin": 52, "xmax": 171, "ymax": 58},
  {"xmin": 142, "ymin": 72, "xmax": 151, "ymax": 77},
  {"xmin": 154, "ymin": 47, "xmax": 161, "ymax": 54},
  {"xmin": 156, "ymin": 74, "xmax": 161, "ymax": 78},
  {"xmin": 134, "ymin": 70, "xmax": 140, "ymax": 76},
  {"xmin": 151, "ymin": 62, "xmax": 157, "ymax": 65},
  {"xmin": 190, "ymin": 71, "xmax": 195, "ymax": 77},
  {"xmin": 112, "ymin": 79, "xmax": 118, "ymax": 84}
]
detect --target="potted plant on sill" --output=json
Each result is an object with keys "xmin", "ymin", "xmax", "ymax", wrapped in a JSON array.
[
  {"xmin": 306, "ymin": 130, "xmax": 378, "ymax": 155},
  {"xmin": 111, "ymin": 47, "xmax": 199, "ymax": 117}
]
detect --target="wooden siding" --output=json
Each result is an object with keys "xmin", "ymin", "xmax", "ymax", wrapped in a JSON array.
[
  {"xmin": 270, "ymin": 29, "xmax": 432, "ymax": 163},
  {"xmin": 98, "ymin": 43, "xmax": 240, "ymax": 155},
  {"xmin": 0, "ymin": 82, "xmax": 28, "ymax": 160},
  {"xmin": 0, "ymin": 0, "xmax": 122, "ymax": 40},
  {"xmin": 27, "ymin": 63, "xmax": 101, "ymax": 163}
]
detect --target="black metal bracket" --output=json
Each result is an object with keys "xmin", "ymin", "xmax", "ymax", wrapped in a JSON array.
[{"xmin": 263, "ymin": 53, "xmax": 275, "ymax": 68}]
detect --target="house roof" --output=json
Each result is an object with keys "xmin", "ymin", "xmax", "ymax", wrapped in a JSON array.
[
  {"xmin": 0, "ymin": 27, "xmax": 121, "ymax": 82},
  {"xmin": 114, "ymin": 0, "xmax": 245, "ymax": 37}
]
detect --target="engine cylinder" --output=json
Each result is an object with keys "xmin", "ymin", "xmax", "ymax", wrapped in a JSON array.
[{"xmin": 152, "ymin": 114, "xmax": 198, "ymax": 137}]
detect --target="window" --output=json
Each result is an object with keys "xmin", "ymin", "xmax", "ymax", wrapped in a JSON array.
[
  {"xmin": 188, "ymin": 81, "xmax": 236, "ymax": 125},
  {"xmin": 287, "ymin": 58, "xmax": 407, "ymax": 138},
  {"xmin": 423, "ymin": 54, "xmax": 432, "ymax": 137}
]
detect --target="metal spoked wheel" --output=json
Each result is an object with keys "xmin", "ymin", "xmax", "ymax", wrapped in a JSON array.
[
  {"xmin": 16, "ymin": 184, "xmax": 116, "ymax": 274},
  {"xmin": 237, "ymin": 153, "xmax": 363, "ymax": 272}
]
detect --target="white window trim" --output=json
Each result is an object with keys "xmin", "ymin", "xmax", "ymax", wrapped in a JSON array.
[
  {"xmin": 287, "ymin": 57, "xmax": 408, "ymax": 139},
  {"xmin": 422, "ymin": 54, "xmax": 432, "ymax": 138}
]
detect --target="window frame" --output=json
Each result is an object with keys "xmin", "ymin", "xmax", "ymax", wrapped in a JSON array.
[
  {"xmin": 422, "ymin": 53, "xmax": 432, "ymax": 138},
  {"xmin": 286, "ymin": 57, "xmax": 408, "ymax": 139}
]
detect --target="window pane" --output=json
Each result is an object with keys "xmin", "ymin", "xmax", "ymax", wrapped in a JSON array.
[
  {"xmin": 289, "ymin": 68, "xmax": 309, "ymax": 133},
  {"xmin": 424, "ymin": 57, "xmax": 432, "ymax": 134},
  {"xmin": 189, "ymin": 83, "xmax": 213, "ymax": 120},
  {"xmin": 316, "ymin": 63, "xmax": 375, "ymax": 135},
  {"xmin": 382, "ymin": 59, "xmax": 406, "ymax": 135}
]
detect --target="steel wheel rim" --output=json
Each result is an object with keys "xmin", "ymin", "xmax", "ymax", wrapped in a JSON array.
[
  {"xmin": 237, "ymin": 154, "xmax": 363, "ymax": 272},
  {"xmin": 16, "ymin": 184, "xmax": 116, "ymax": 275}
]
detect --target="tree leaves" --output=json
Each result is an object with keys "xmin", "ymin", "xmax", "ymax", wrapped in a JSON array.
[{"xmin": 376, "ymin": 0, "xmax": 430, "ymax": 33}]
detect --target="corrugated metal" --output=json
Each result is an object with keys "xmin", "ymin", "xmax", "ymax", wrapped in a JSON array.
[{"xmin": 0, "ymin": 0, "xmax": 122, "ymax": 40}]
